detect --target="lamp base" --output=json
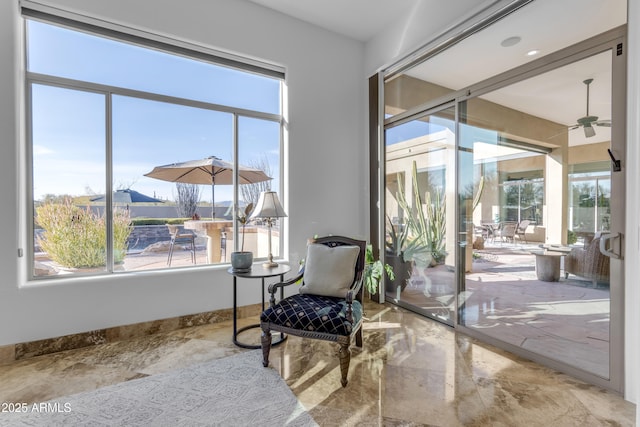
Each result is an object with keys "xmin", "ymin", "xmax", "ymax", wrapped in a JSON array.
[{"xmin": 263, "ymin": 261, "xmax": 279, "ymax": 268}]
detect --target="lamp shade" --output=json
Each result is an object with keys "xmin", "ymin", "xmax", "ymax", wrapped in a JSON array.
[{"xmin": 250, "ymin": 191, "xmax": 287, "ymax": 219}]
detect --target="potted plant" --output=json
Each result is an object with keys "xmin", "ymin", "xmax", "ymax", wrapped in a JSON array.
[
  {"xmin": 396, "ymin": 161, "xmax": 447, "ymax": 268},
  {"xmin": 230, "ymin": 202, "xmax": 253, "ymax": 272},
  {"xmin": 385, "ymin": 216, "xmax": 412, "ymax": 293},
  {"xmin": 363, "ymin": 244, "xmax": 394, "ymax": 303}
]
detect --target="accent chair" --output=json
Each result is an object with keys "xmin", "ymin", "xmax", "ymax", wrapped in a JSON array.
[{"xmin": 260, "ymin": 235, "xmax": 366, "ymax": 387}]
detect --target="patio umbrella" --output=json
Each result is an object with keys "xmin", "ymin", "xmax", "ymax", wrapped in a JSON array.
[
  {"xmin": 90, "ymin": 189, "xmax": 164, "ymax": 204},
  {"xmin": 143, "ymin": 156, "xmax": 272, "ymax": 218}
]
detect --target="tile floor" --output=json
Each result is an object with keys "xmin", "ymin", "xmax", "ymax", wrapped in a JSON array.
[
  {"xmin": 0, "ymin": 302, "xmax": 635, "ymax": 426},
  {"xmin": 396, "ymin": 242, "xmax": 611, "ymax": 378}
]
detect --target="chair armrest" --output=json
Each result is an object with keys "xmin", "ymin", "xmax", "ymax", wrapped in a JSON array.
[
  {"xmin": 568, "ymin": 247, "xmax": 587, "ymax": 263},
  {"xmin": 345, "ymin": 277, "xmax": 363, "ymax": 303},
  {"xmin": 344, "ymin": 277, "xmax": 364, "ymax": 324},
  {"xmin": 267, "ymin": 271, "xmax": 304, "ymax": 306}
]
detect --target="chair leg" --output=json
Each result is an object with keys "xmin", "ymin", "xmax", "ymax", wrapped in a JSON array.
[
  {"xmin": 167, "ymin": 240, "xmax": 175, "ymax": 266},
  {"xmin": 355, "ymin": 326, "xmax": 363, "ymax": 348},
  {"xmin": 261, "ymin": 327, "xmax": 272, "ymax": 367},
  {"xmin": 338, "ymin": 343, "xmax": 350, "ymax": 387}
]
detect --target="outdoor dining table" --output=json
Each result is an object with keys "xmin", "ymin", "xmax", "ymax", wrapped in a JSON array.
[
  {"xmin": 184, "ymin": 220, "xmax": 232, "ymax": 264},
  {"xmin": 481, "ymin": 222, "xmax": 501, "ymax": 242}
]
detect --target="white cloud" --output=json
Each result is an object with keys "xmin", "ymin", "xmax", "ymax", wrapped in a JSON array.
[{"xmin": 33, "ymin": 145, "xmax": 54, "ymax": 155}]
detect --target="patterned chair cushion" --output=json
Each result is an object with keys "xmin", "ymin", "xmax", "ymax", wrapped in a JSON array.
[{"xmin": 261, "ymin": 294, "xmax": 362, "ymax": 336}]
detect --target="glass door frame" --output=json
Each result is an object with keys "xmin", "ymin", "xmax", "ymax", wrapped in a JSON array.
[{"xmin": 377, "ymin": 26, "xmax": 626, "ymax": 392}]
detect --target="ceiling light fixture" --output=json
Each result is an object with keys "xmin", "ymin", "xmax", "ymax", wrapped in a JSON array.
[
  {"xmin": 500, "ymin": 36, "xmax": 521, "ymax": 47},
  {"xmin": 526, "ymin": 49, "xmax": 540, "ymax": 56}
]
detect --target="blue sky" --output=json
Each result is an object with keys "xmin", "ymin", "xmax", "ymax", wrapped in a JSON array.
[{"xmin": 29, "ymin": 20, "xmax": 281, "ymax": 204}]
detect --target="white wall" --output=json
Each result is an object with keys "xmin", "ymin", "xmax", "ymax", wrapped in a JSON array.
[
  {"xmin": 625, "ymin": 0, "xmax": 640, "ymax": 410},
  {"xmin": 0, "ymin": 0, "xmax": 366, "ymax": 344}
]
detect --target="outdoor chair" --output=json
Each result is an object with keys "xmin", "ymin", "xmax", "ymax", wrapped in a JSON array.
[
  {"xmin": 499, "ymin": 222, "xmax": 517, "ymax": 243},
  {"xmin": 474, "ymin": 224, "xmax": 489, "ymax": 240},
  {"xmin": 166, "ymin": 224, "xmax": 196, "ymax": 266},
  {"xmin": 515, "ymin": 220, "xmax": 531, "ymax": 243},
  {"xmin": 472, "ymin": 224, "xmax": 490, "ymax": 249},
  {"xmin": 564, "ymin": 233, "xmax": 610, "ymax": 287},
  {"xmin": 481, "ymin": 222, "xmax": 500, "ymax": 243},
  {"xmin": 260, "ymin": 235, "xmax": 366, "ymax": 387}
]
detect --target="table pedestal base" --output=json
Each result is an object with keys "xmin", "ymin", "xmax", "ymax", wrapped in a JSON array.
[
  {"xmin": 228, "ymin": 264, "xmax": 291, "ymax": 349},
  {"xmin": 233, "ymin": 324, "xmax": 286, "ymax": 349},
  {"xmin": 534, "ymin": 254, "xmax": 561, "ymax": 281}
]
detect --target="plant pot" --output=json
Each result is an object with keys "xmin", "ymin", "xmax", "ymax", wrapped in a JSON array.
[
  {"xmin": 230, "ymin": 251, "xmax": 253, "ymax": 272},
  {"xmin": 368, "ymin": 289, "xmax": 384, "ymax": 304},
  {"xmin": 385, "ymin": 254, "xmax": 411, "ymax": 293}
]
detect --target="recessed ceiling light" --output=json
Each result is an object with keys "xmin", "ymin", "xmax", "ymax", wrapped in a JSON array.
[
  {"xmin": 526, "ymin": 49, "xmax": 540, "ymax": 56},
  {"xmin": 500, "ymin": 36, "xmax": 521, "ymax": 47}
]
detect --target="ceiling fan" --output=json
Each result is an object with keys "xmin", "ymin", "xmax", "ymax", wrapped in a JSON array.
[{"xmin": 569, "ymin": 78, "xmax": 611, "ymax": 138}]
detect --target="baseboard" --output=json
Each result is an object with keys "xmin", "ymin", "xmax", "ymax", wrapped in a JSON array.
[{"xmin": 0, "ymin": 303, "xmax": 262, "ymax": 364}]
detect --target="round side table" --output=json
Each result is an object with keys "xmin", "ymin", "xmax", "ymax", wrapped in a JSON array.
[{"xmin": 227, "ymin": 264, "xmax": 291, "ymax": 349}]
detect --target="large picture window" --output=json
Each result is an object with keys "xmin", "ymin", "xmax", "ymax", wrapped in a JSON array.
[
  {"xmin": 568, "ymin": 162, "xmax": 611, "ymax": 236},
  {"xmin": 27, "ymin": 17, "xmax": 285, "ymax": 279},
  {"xmin": 500, "ymin": 177, "xmax": 544, "ymax": 225}
]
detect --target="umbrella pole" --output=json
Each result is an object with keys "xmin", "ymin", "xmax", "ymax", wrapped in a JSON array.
[{"xmin": 211, "ymin": 176, "xmax": 215, "ymax": 219}]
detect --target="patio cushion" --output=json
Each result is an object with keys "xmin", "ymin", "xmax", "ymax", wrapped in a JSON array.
[{"xmin": 261, "ymin": 294, "xmax": 362, "ymax": 335}]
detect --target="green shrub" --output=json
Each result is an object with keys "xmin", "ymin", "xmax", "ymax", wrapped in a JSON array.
[
  {"xmin": 130, "ymin": 218, "xmax": 187, "ymax": 226},
  {"xmin": 567, "ymin": 229, "xmax": 577, "ymax": 245},
  {"xmin": 36, "ymin": 199, "xmax": 132, "ymax": 268}
]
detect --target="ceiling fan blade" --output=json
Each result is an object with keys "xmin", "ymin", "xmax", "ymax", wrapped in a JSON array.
[
  {"xmin": 583, "ymin": 124, "xmax": 596, "ymax": 138},
  {"xmin": 595, "ymin": 120, "xmax": 611, "ymax": 127},
  {"xmin": 569, "ymin": 124, "xmax": 580, "ymax": 130}
]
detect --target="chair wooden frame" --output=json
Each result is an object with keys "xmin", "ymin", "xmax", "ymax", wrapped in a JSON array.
[{"xmin": 260, "ymin": 235, "xmax": 366, "ymax": 387}]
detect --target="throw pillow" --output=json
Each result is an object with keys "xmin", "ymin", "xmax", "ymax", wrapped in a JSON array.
[{"xmin": 299, "ymin": 243, "xmax": 359, "ymax": 298}]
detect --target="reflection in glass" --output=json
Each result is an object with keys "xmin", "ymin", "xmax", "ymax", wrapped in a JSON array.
[
  {"xmin": 385, "ymin": 108, "xmax": 456, "ymax": 325},
  {"xmin": 457, "ymin": 58, "xmax": 611, "ymax": 379}
]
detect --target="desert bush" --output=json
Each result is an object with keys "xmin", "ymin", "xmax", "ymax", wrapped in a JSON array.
[{"xmin": 36, "ymin": 199, "xmax": 132, "ymax": 268}]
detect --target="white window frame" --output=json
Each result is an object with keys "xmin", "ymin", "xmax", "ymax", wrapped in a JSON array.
[{"xmin": 23, "ymin": 10, "xmax": 286, "ymax": 280}]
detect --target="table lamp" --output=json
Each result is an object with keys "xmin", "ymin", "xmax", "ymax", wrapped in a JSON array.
[{"xmin": 250, "ymin": 191, "xmax": 287, "ymax": 268}]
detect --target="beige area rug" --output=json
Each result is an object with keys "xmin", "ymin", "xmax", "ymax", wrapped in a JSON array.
[{"xmin": 0, "ymin": 351, "xmax": 317, "ymax": 427}]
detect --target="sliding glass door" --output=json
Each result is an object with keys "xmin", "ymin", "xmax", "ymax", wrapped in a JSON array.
[
  {"xmin": 378, "ymin": 24, "xmax": 626, "ymax": 391},
  {"xmin": 384, "ymin": 107, "xmax": 456, "ymax": 325},
  {"xmin": 456, "ymin": 44, "xmax": 625, "ymax": 387}
]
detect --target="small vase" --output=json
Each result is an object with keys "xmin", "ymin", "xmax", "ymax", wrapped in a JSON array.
[{"xmin": 231, "ymin": 251, "xmax": 253, "ymax": 272}]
